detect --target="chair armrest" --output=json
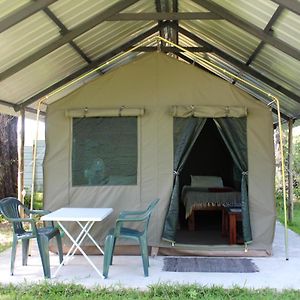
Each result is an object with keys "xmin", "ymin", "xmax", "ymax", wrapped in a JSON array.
[
  {"xmin": 8, "ymin": 217, "xmax": 38, "ymax": 234},
  {"xmin": 116, "ymin": 215, "xmax": 147, "ymax": 223},
  {"xmin": 27, "ymin": 210, "xmax": 55, "ymax": 227},
  {"xmin": 29, "ymin": 209, "xmax": 51, "ymax": 216},
  {"xmin": 8, "ymin": 217, "xmax": 36, "ymax": 224},
  {"xmin": 119, "ymin": 209, "xmax": 147, "ymax": 218}
]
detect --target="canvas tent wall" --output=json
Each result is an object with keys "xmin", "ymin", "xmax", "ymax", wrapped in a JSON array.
[{"xmin": 44, "ymin": 52, "xmax": 275, "ymax": 254}]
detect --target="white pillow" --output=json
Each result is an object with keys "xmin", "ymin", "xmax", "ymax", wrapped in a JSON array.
[{"xmin": 190, "ymin": 176, "xmax": 223, "ymax": 188}]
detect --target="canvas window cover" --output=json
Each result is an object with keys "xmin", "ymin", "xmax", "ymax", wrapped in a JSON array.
[{"xmin": 72, "ymin": 117, "xmax": 138, "ymax": 186}]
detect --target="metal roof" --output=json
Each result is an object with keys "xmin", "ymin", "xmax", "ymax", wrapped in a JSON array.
[{"xmin": 0, "ymin": 0, "xmax": 299, "ymax": 122}]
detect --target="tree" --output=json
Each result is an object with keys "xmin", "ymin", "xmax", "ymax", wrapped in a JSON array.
[{"xmin": 0, "ymin": 113, "xmax": 18, "ymax": 198}]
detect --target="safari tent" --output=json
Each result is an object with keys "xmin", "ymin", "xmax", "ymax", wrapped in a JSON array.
[{"xmin": 44, "ymin": 52, "xmax": 275, "ymax": 255}]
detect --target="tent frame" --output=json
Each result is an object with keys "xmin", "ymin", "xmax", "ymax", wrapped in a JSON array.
[{"xmin": 26, "ymin": 35, "xmax": 289, "ymax": 259}]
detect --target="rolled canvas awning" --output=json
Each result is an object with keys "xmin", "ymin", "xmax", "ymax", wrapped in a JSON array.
[
  {"xmin": 172, "ymin": 105, "xmax": 247, "ymax": 118},
  {"xmin": 65, "ymin": 107, "xmax": 145, "ymax": 118}
]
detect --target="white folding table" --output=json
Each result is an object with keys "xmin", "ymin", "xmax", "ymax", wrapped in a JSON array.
[{"xmin": 41, "ymin": 207, "xmax": 113, "ymax": 278}]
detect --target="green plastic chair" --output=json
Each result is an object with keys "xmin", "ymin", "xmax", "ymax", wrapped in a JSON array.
[
  {"xmin": 0, "ymin": 197, "xmax": 63, "ymax": 278},
  {"xmin": 103, "ymin": 198, "xmax": 159, "ymax": 278}
]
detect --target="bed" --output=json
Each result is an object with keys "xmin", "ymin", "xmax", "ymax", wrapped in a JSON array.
[{"xmin": 182, "ymin": 176, "xmax": 241, "ymax": 230}]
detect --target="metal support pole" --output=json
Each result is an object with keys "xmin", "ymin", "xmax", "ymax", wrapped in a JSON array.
[
  {"xmin": 276, "ymin": 103, "xmax": 289, "ymax": 260},
  {"xmin": 17, "ymin": 109, "xmax": 25, "ymax": 205},
  {"xmin": 30, "ymin": 99, "xmax": 43, "ymax": 211},
  {"xmin": 288, "ymin": 118, "xmax": 294, "ymax": 223}
]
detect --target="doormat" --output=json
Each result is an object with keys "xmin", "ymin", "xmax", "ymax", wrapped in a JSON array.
[{"xmin": 163, "ymin": 257, "xmax": 259, "ymax": 273}]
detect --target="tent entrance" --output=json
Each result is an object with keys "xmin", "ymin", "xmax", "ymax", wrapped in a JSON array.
[
  {"xmin": 162, "ymin": 112, "xmax": 251, "ymax": 245},
  {"xmin": 176, "ymin": 118, "xmax": 239, "ymax": 245}
]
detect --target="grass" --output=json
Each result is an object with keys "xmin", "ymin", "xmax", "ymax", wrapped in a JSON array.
[
  {"xmin": 0, "ymin": 195, "xmax": 299, "ymax": 298},
  {"xmin": 24, "ymin": 192, "xmax": 43, "ymax": 210},
  {"xmin": 0, "ymin": 218, "xmax": 12, "ymax": 253},
  {"xmin": 277, "ymin": 201, "xmax": 300, "ymax": 235},
  {"xmin": 0, "ymin": 192, "xmax": 43, "ymax": 254},
  {"xmin": 0, "ymin": 283, "xmax": 299, "ymax": 300}
]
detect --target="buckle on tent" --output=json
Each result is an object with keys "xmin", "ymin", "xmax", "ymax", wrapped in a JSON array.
[
  {"xmin": 119, "ymin": 106, "xmax": 125, "ymax": 117},
  {"xmin": 83, "ymin": 107, "xmax": 88, "ymax": 117}
]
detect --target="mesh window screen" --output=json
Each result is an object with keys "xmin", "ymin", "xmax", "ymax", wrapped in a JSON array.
[{"xmin": 72, "ymin": 117, "xmax": 137, "ymax": 186}]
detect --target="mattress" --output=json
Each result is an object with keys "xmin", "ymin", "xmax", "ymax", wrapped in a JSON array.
[{"xmin": 182, "ymin": 186, "xmax": 241, "ymax": 218}]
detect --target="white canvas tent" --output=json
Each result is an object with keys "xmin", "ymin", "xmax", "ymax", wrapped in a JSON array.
[{"xmin": 44, "ymin": 52, "xmax": 275, "ymax": 255}]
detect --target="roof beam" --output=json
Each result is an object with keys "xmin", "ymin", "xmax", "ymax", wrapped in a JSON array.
[
  {"xmin": 175, "ymin": 25, "xmax": 300, "ymax": 104},
  {"xmin": 14, "ymin": 23, "xmax": 162, "ymax": 111},
  {"xmin": 132, "ymin": 46, "xmax": 211, "ymax": 52},
  {"xmin": 25, "ymin": 107, "xmax": 46, "ymax": 117},
  {"xmin": 0, "ymin": 0, "xmax": 139, "ymax": 82},
  {"xmin": 107, "ymin": 12, "xmax": 222, "ymax": 20},
  {"xmin": 171, "ymin": 0, "xmax": 179, "ymax": 45},
  {"xmin": 155, "ymin": 0, "xmax": 165, "ymax": 42},
  {"xmin": 232, "ymin": 6, "xmax": 284, "ymax": 84},
  {"xmin": 0, "ymin": 0, "xmax": 57, "ymax": 33},
  {"xmin": 246, "ymin": 6, "xmax": 284, "ymax": 65},
  {"xmin": 0, "ymin": 99, "xmax": 14, "ymax": 108},
  {"xmin": 192, "ymin": 0, "xmax": 300, "ymax": 61},
  {"xmin": 272, "ymin": 0, "xmax": 300, "ymax": 16},
  {"xmin": 271, "ymin": 109, "xmax": 290, "ymax": 121},
  {"xmin": 43, "ymin": 7, "xmax": 92, "ymax": 64},
  {"xmin": 177, "ymin": 52, "xmax": 222, "ymax": 76},
  {"xmin": 0, "ymin": 101, "xmax": 46, "ymax": 116}
]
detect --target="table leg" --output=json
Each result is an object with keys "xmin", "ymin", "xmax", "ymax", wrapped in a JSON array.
[
  {"xmin": 222, "ymin": 207, "xmax": 228, "ymax": 236},
  {"xmin": 68, "ymin": 221, "xmax": 95, "ymax": 259},
  {"xmin": 229, "ymin": 214, "xmax": 237, "ymax": 245},
  {"xmin": 53, "ymin": 221, "xmax": 104, "ymax": 278},
  {"xmin": 77, "ymin": 221, "xmax": 104, "ymax": 255},
  {"xmin": 188, "ymin": 211, "xmax": 195, "ymax": 231}
]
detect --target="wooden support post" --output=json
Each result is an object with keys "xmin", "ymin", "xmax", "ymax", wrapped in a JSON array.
[
  {"xmin": 17, "ymin": 109, "xmax": 25, "ymax": 205},
  {"xmin": 287, "ymin": 118, "xmax": 294, "ymax": 223}
]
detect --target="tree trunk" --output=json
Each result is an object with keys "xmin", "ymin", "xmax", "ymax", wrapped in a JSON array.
[{"xmin": 0, "ymin": 113, "xmax": 18, "ymax": 198}]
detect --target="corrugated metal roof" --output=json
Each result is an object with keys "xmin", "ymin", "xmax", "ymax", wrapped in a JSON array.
[
  {"xmin": 122, "ymin": 0, "xmax": 156, "ymax": 13},
  {"xmin": 251, "ymin": 44, "xmax": 300, "ymax": 97},
  {"xmin": 180, "ymin": 19, "xmax": 260, "ymax": 63},
  {"xmin": 273, "ymin": 9, "xmax": 300, "ymax": 50},
  {"xmin": 211, "ymin": 0, "xmax": 278, "ymax": 29},
  {"xmin": 0, "ymin": 12, "xmax": 60, "ymax": 72},
  {"xmin": 0, "ymin": 0, "xmax": 31, "ymax": 19},
  {"xmin": 0, "ymin": 45, "xmax": 87, "ymax": 103},
  {"xmin": 237, "ymin": 72, "xmax": 300, "ymax": 118},
  {"xmin": 178, "ymin": 33, "xmax": 200, "ymax": 48},
  {"xmin": 179, "ymin": 0, "xmax": 209, "ymax": 13},
  {"xmin": 74, "ymin": 20, "xmax": 155, "ymax": 60},
  {"xmin": 0, "ymin": 0, "xmax": 299, "ymax": 121},
  {"xmin": 49, "ymin": 0, "xmax": 119, "ymax": 30},
  {"xmin": 179, "ymin": 0, "xmax": 261, "ymax": 63}
]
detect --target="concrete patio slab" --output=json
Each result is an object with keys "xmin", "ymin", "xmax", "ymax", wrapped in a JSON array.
[{"xmin": 1, "ymin": 222, "xmax": 300, "ymax": 290}]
